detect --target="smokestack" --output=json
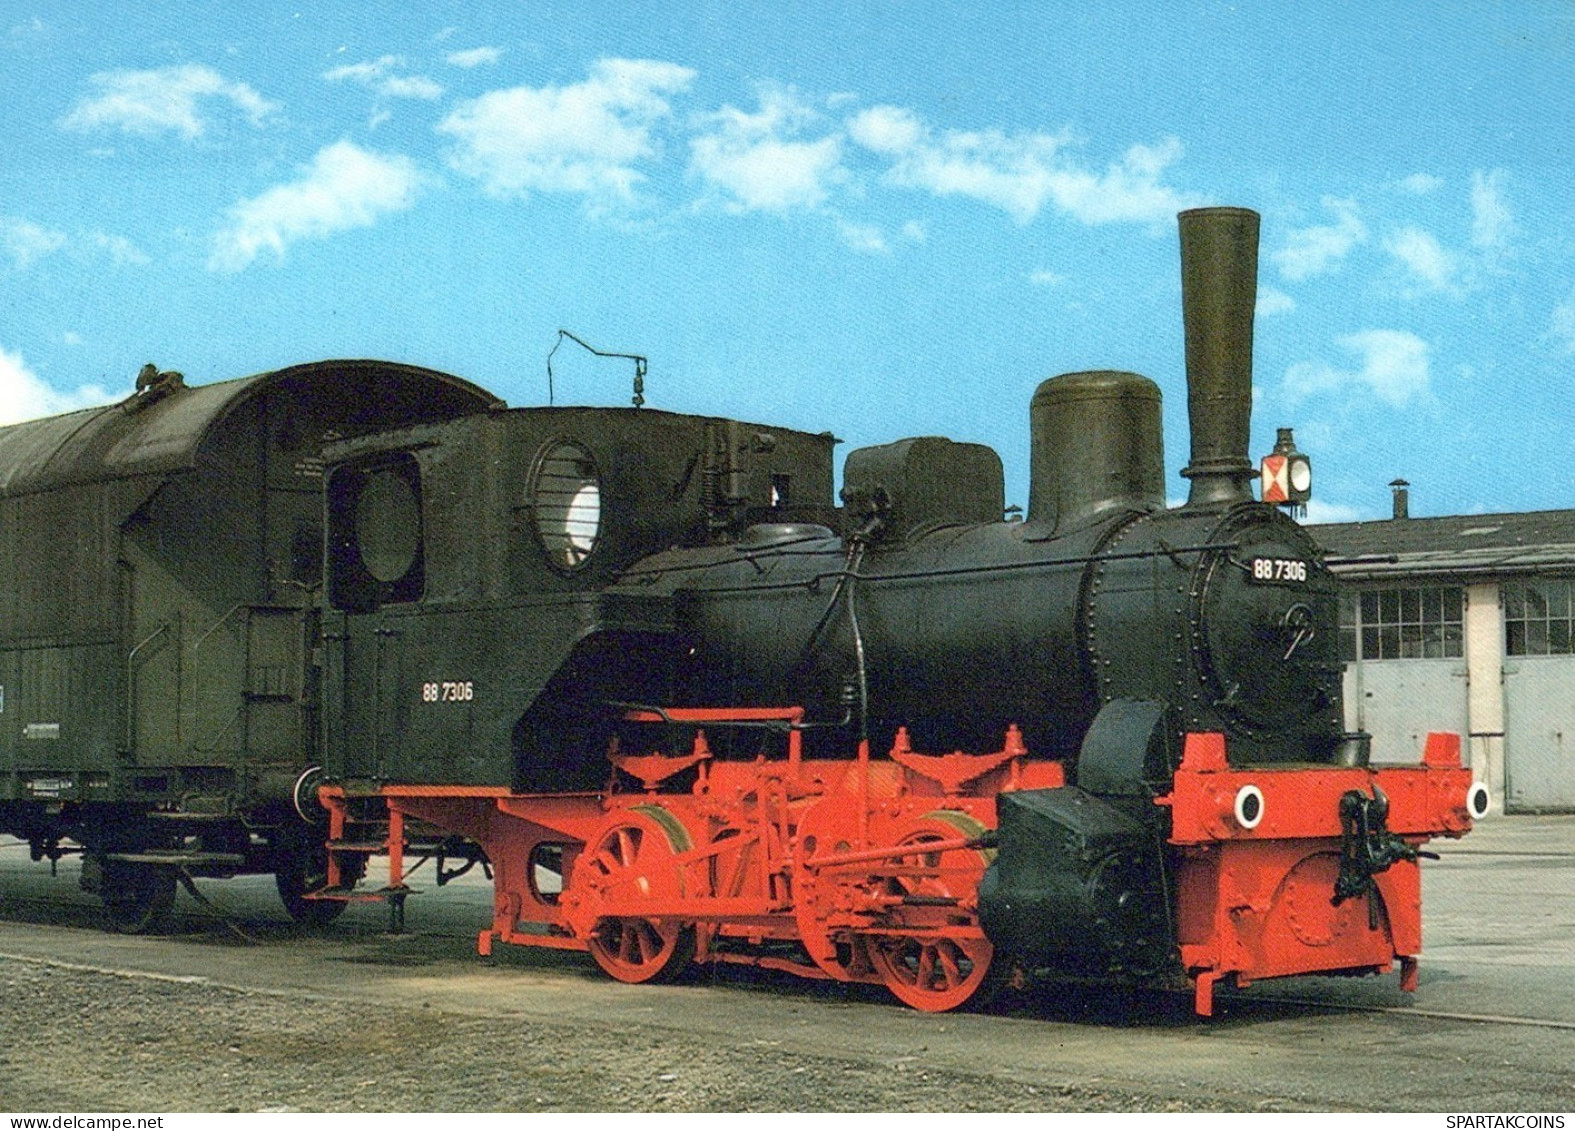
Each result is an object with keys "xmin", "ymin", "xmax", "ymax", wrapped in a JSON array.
[
  {"xmin": 1391, "ymin": 478, "xmax": 1410, "ymax": 520},
  {"xmin": 1178, "ymin": 207, "xmax": 1260, "ymax": 507}
]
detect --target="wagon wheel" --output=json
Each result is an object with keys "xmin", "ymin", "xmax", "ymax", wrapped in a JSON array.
[
  {"xmin": 101, "ymin": 859, "xmax": 178, "ymax": 935},
  {"xmin": 275, "ymin": 831, "xmax": 362, "ymax": 927},
  {"xmin": 570, "ymin": 806, "xmax": 697, "ymax": 984},
  {"xmin": 864, "ymin": 812, "xmax": 994, "ymax": 1012}
]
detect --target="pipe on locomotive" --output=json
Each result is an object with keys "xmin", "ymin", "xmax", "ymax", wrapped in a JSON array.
[{"xmin": 1178, "ymin": 206, "xmax": 1260, "ymax": 508}]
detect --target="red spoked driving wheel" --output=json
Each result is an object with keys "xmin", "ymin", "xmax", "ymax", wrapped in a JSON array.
[
  {"xmin": 864, "ymin": 812, "xmax": 995, "ymax": 1012},
  {"xmin": 569, "ymin": 806, "xmax": 697, "ymax": 984}
]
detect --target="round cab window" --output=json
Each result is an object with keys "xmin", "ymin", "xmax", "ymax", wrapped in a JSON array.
[
  {"xmin": 356, "ymin": 468, "xmax": 421, "ymax": 582},
  {"xmin": 533, "ymin": 441, "xmax": 602, "ymax": 570}
]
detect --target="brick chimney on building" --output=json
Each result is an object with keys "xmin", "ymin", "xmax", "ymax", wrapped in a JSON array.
[{"xmin": 1390, "ymin": 478, "xmax": 1410, "ymax": 520}]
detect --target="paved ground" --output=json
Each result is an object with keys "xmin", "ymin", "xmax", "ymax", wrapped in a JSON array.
[{"xmin": 0, "ymin": 814, "xmax": 1570, "ymax": 1112}]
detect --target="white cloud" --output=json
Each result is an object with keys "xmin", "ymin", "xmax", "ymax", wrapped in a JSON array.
[
  {"xmin": 1303, "ymin": 498, "xmax": 1368, "ymax": 524},
  {"xmin": 3, "ymin": 218, "xmax": 147, "ymax": 270},
  {"xmin": 836, "ymin": 219, "xmax": 887, "ymax": 254},
  {"xmin": 690, "ymin": 88, "xmax": 845, "ymax": 213},
  {"xmin": 1273, "ymin": 197, "xmax": 1367, "ymax": 280},
  {"xmin": 1551, "ymin": 287, "xmax": 1575, "ymax": 355},
  {"xmin": 1029, "ymin": 269, "xmax": 1066, "ymax": 287},
  {"xmin": 1470, "ymin": 168, "xmax": 1514, "ymax": 253},
  {"xmin": 1256, "ymin": 285, "xmax": 1296, "ymax": 315},
  {"xmin": 324, "ymin": 58, "xmax": 389, "ymax": 83},
  {"xmin": 1384, "ymin": 226, "xmax": 1460, "ymax": 293},
  {"xmin": 209, "ymin": 141, "xmax": 427, "ymax": 272},
  {"xmin": 0, "ymin": 345, "xmax": 122, "ymax": 426},
  {"xmin": 848, "ymin": 106, "xmax": 1062, "ymax": 222},
  {"xmin": 438, "ymin": 57, "xmax": 695, "ymax": 206},
  {"xmin": 60, "ymin": 64, "xmax": 275, "ymax": 140},
  {"xmin": 1285, "ymin": 329, "xmax": 1431, "ymax": 408},
  {"xmin": 1, "ymin": 216, "xmax": 66, "ymax": 269},
  {"xmin": 1045, "ymin": 138, "xmax": 1197, "ymax": 225},
  {"xmin": 845, "ymin": 105, "xmax": 1194, "ymax": 225},
  {"xmin": 846, "ymin": 104, "xmax": 924, "ymax": 154},
  {"xmin": 1396, "ymin": 173, "xmax": 1443, "ymax": 195},
  {"xmin": 381, "ymin": 75, "xmax": 444, "ymax": 100},
  {"xmin": 92, "ymin": 232, "xmax": 149, "ymax": 266},
  {"xmin": 325, "ymin": 56, "xmax": 443, "ymax": 101},
  {"xmin": 446, "ymin": 46, "xmax": 502, "ymax": 68}
]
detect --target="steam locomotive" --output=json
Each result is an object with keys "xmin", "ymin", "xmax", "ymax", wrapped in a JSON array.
[{"xmin": 0, "ymin": 207, "xmax": 1484, "ymax": 1014}]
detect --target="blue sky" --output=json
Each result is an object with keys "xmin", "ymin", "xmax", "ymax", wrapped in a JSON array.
[{"xmin": 3, "ymin": 1, "xmax": 1574, "ymax": 521}]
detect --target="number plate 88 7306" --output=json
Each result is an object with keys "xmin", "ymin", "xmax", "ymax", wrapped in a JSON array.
[{"xmin": 1248, "ymin": 557, "xmax": 1308, "ymax": 584}]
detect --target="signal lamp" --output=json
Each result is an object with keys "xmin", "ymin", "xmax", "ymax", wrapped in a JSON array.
[{"xmin": 1260, "ymin": 426, "xmax": 1311, "ymax": 510}]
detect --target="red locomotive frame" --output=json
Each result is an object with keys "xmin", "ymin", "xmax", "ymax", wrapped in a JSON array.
[{"xmin": 318, "ymin": 710, "xmax": 1478, "ymax": 1015}]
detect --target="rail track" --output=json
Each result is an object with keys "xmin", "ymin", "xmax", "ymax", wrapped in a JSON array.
[{"xmin": 1, "ymin": 864, "xmax": 1572, "ymax": 1036}]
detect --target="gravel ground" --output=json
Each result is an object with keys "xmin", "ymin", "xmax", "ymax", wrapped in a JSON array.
[
  {"xmin": 0, "ymin": 958, "xmax": 1210, "ymax": 1113},
  {"xmin": 4, "ymin": 817, "xmax": 1574, "ymax": 1114}
]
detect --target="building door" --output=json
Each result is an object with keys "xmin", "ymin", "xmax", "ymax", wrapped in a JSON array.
[
  {"xmin": 1503, "ymin": 661, "xmax": 1575, "ymax": 810},
  {"xmin": 1501, "ymin": 580, "xmax": 1575, "ymax": 812},
  {"xmin": 1340, "ymin": 584, "xmax": 1469, "ymax": 763},
  {"xmin": 1345, "ymin": 661, "xmax": 1469, "ymax": 763}
]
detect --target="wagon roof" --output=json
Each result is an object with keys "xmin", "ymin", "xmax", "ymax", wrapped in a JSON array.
[{"xmin": 0, "ymin": 359, "xmax": 501, "ymax": 498}]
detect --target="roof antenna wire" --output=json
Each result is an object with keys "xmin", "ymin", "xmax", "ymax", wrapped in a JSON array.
[{"xmin": 546, "ymin": 329, "xmax": 648, "ymax": 408}]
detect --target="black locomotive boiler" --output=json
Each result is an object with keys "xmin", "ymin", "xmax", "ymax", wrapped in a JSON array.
[{"xmin": 307, "ymin": 207, "xmax": 1483, "ymax": 1013}]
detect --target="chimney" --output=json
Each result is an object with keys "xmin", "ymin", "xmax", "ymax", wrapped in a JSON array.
[
  {"xmin": 1178, "ymin": 207, "xmax": 1260, "ymax": 508},
  {"xmin": 1390, "ymin": 478, "xmax": 1410, "ymax": 520}
]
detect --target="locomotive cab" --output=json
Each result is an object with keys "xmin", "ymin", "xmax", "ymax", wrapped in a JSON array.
[{"xmin": 318, "ymin": 406, "xmax": 837, "ymax": 790}]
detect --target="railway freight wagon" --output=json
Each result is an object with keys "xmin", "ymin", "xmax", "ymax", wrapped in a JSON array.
[{"xmin": 0, "ymin": 360, "xmax": 497, "ymax": 930}]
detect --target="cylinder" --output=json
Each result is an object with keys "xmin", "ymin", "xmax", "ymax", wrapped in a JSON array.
[
  {"xmin": 1178, "ymin": 207, "xmax": 1260, "ymax": 508},
  {"xmin": 1027, "ymin": 370, "xmax": 1165, "ymax": 530}
]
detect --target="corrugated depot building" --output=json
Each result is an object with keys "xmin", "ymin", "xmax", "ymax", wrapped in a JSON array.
[{"xmin": 1315, "ymin": 485, "xmax": 1575, "ymax": 813}]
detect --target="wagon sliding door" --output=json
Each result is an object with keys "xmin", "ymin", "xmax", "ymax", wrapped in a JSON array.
[
  {"xmin": 122, "ymin": 545, "xmax": 312, "ymax": 772},
  {"xmin": 241, "ymin": 605, "xmax": 315, "ymax": 771},
  {"xmin": 120, "ymin": 541, "xmax": 185, "ymax": 764}
]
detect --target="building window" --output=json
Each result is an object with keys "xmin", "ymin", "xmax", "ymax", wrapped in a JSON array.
[
  {"xmin": 1504, "ymin": 579, "xmax": 1575, "ymax": 656},
  {"xmin": 1339, "ymin": 585, "xmax": 1463, "ymax": 661}
]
